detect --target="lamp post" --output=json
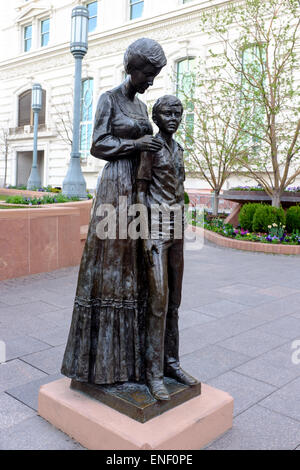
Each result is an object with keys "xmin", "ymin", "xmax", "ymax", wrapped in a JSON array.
[
  {"xmin": 27, "ymin": 83, "xmax": 42, "ymax": 190},
  {"xmin": 62, "ymin": 5, "xmax": 88, "ymax": 199}
]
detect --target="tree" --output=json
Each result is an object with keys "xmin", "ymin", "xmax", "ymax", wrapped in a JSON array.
[
  {"xmin": 199, "ymin": 0, "xmax": 300, "ymax": 207},
  {"xmin": 53, "ymin": 97, "xmax": 73, "ymax": 147},
  {"xmin": 0, "ymin": 124, "xmax": 11, "ymax": 188},
  {"xmin": 176, "ymin": 60, "xmax": 247, "ymax": 215}
]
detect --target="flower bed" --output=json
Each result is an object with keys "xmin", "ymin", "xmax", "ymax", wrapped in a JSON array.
[
  {"xmin": 230, "ymin": 185, "xmax": 300, "ymax": 192},
  {"xmin": 202, "ymin": 227, "xmax": 300, "ymax": 255},
  {"xmin": 0, "ymin": 187, "xmax": 93, "ymax": 202},
  {"xmin": 6, "ymin": 184, "xmax": 62, "ymax": 193},
  {"xmin": 203, "ymin": 216, "xmax": 300, "ymax": 245},
  {"xmin": 5, "ymin": 194, "xmax": 81, "ymax": 206},
  {"xmin": 188, "ymin": 212, "xmax": 300, "ymax": 253}
]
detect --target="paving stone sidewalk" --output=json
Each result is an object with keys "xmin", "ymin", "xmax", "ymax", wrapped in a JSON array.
[{"xmin": 1, "ymin": 241, "xmax": 300, "ymax": 450}]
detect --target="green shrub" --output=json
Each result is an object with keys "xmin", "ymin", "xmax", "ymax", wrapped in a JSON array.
[
  {"xmin": 238, "ymin": 203, "xmax": 261, "ymax": 231},
  {"xmin": 286, "ymin": 206, "xmax": 300, "ymax": 233},
  {"xmin": 5, "ymin": 195, "xmax": 25, "ymax": 205},
  {"xmin": 268, "ymin": 206, "xmax": 286, "ymax": 227},
  {"xmin": 252, "ymin": 204, "xmax": 285, "ymax": 232},
  {"xmin": 7, "ymin": 185, "xmax": 27, "ymax": 190},
  {"xmin": 184, "ymin": 191, "xmax": 190, "ymax": 205}
]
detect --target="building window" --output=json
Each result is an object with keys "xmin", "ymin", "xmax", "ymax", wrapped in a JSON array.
[
  {"xmin": 41, "ymin": 18, "xmax": 50, "ymax": 47},
  {"xmin": 241, "ymin": 44, "xmax": 266, "ymax": 145},
  {"xmin": 241, "ymin": 44, "xmax": 266, "ymax": 89},
  {"xmin": 18, "ymin": 90, "xmax": 32, "ymax": 126},
  {"xmin": 176, "ymin": 57, "xmax": 196, "ymax": 150},
  {"xmin": 18, "ymin": 89, "xmax": 46, "ymax": 127},
  {"xmin": 24, "ymin": 25, "xmax": 32, "ymax": 52},
  {"xmin": 80, "ymin": 78, "xmax": 94, "ymax": 160},
  {"xmin": 130, "ymin": 0, "xmax": 144, "ymax": 20},
  {"xmin": 87, "ymin": 1, "xmax": 98, "ymax": 32}
]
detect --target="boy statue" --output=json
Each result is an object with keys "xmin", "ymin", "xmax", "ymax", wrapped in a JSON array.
[{"xmin": 137, "ymin": 95, "xmax": 199, "ymax": 401}]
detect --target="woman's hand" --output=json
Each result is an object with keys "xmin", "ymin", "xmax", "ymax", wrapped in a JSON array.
[{"xmin": 135, "ymin": 136, "xmax": 163, "ymax": 152}]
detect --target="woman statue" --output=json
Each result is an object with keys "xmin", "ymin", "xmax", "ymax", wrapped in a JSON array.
[{"xmin": 61, "ymin": 38, "xmax": 167, "ymax": 387}]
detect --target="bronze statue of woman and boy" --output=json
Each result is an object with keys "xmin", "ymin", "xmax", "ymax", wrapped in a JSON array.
[{"xmin": 61, "ymin": 38, "xmax": 199, "ymax": 406}]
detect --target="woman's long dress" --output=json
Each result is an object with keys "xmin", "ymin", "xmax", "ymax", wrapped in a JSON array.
[{"xmin": 61, "ymin": 83, "xmax": 152, "ymax": 384}]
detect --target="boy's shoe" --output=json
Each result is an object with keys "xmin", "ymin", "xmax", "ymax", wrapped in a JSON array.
[
  {"xmin": 165, "ymin": 364, "xmax": 199, "ymax": 386},
  {"xmin": 147, "ymin": 378, "xmax": 170, "ymax": 401}
]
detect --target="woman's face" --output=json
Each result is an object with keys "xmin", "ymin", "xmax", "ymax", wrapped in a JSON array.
[{"xmin": 129, "ymin": 63, "xmax": 162, "ymax": 94}]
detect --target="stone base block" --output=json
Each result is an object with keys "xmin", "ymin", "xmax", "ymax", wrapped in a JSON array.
[{"xmin": 38, "ymin": 378, "xmax": 234, "ymax": 450}]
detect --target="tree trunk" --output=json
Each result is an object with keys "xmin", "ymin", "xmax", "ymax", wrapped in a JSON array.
[
  {"xmin": 4, "ymin": 146, "xmax": 8, "ymax": 188},
  {"xmin": 272, "ymin": 190, "xmax": 281, "ymax": 208},
  {"xmin": 212, "ymin": 190, "xmax": 220, "ymax": 216}
]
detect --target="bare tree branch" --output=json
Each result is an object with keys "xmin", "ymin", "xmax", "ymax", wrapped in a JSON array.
[{"xmin": 198, "ymin": 0, "xmax": 300, "ymax": 206}]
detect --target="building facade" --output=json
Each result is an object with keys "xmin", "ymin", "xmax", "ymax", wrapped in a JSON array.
[
  {"xmin": 0, "ymin": 0, "xmax": 232, "ymax": 190},
  {"xmin": 0, "ymin": 0, "xmax": 297, "ymax": 192}
]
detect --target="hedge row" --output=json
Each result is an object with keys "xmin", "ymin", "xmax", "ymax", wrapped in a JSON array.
[{"xmin": 238, "ymin": 203, "xmax": 300, "ymax": 233}]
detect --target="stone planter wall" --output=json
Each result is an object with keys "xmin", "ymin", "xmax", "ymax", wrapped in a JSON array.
[
  {"xmin": 223, "ymin": 190, "xmax": 300, "ymax": 207},
  {"xmin": 0, "ymin": 199, "xmax": 93, "ymax": 281},
  {"xmin": 187, "ymin": 189, "xmax": 237, "ymax": 213}
]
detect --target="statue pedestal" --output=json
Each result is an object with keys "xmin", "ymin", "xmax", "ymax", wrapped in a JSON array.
[
  {"xmin": 70, "ymin": 377, "xmax": 201, "ymax": 423},
  {"xmin": 38, "ymin": 378, "xmax": 233, "ymax": 450}
]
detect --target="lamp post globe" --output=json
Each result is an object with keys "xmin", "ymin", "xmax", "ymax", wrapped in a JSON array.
[
  {"xmin": 32, "ymin": 83, "xmax": 43, "ymax": 112},
  {"xmin": 70, "ymin": 6, "xmax": 89, "ymax": 56},
  {"xmin": 27, "ymin": 83, "xmax": 43, "ymax": 190},
  {"xmin": 62, "ymin": 6, "xmax": 89, "ymax": 199}
]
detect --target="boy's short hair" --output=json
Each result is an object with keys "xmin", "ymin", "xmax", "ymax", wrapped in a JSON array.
[{"xmin": 152, "ymin": 95, "xmax": 183, "ymax": 122}]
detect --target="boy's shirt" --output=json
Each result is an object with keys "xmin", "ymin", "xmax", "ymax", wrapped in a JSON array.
[
  {"xmin": 137, "ymin": 133, "xmax": 185, "ymax": 239},
  {"xmin": 137, "ymin": 133, "xmax": 185, "ymax": 209}
]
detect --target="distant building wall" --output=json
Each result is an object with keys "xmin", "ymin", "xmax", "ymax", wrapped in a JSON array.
[{"xmin": 0, "ymin": 0, "xmax": 298, "ymax": 191}]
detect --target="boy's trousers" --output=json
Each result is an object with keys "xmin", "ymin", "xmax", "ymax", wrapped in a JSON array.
[{"xmin": 145, "ymin": 237, "xmax": 184, "ymax": 381}]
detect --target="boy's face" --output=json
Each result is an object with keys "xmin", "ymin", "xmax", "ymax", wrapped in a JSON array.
[{"xmin": 154, "ymin": 105, "xmax": 183, "ymax": 135}]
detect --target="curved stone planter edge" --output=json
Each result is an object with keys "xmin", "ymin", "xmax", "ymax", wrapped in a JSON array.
[{"xmin": 203, "ymin": 227, "xmax": 300, "ymax": 255}]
